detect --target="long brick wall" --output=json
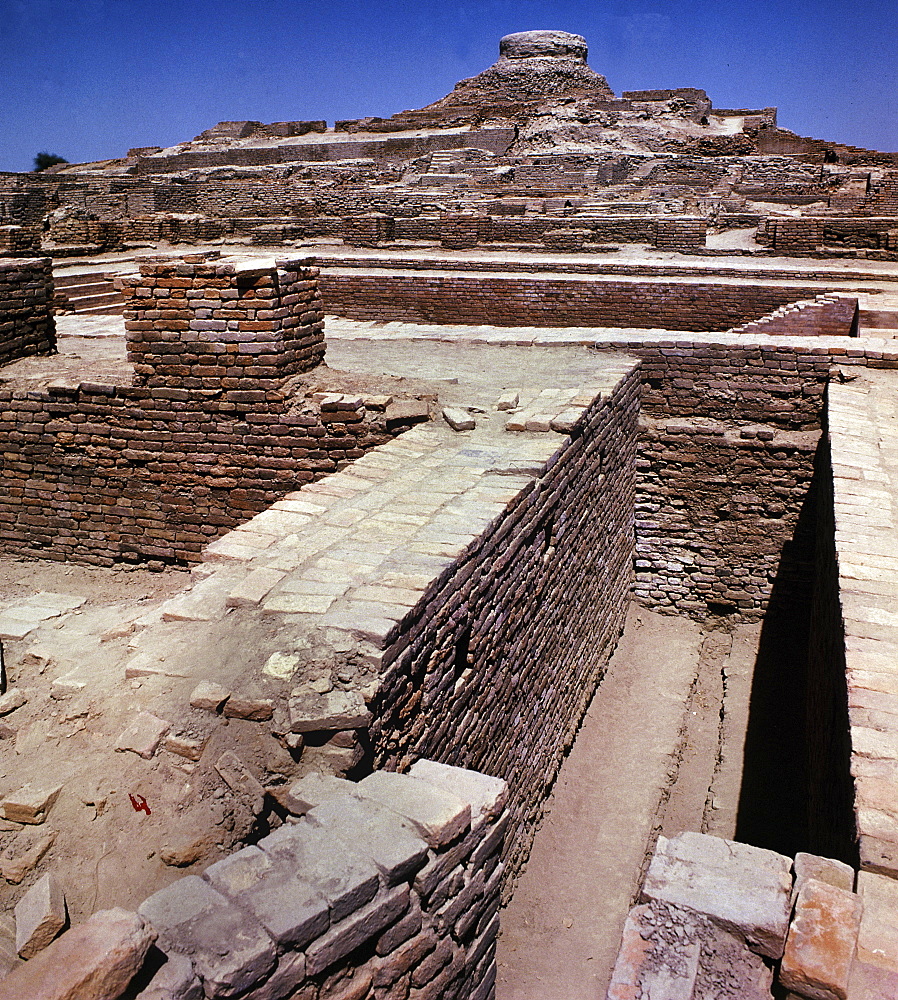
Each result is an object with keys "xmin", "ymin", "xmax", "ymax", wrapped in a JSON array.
[
  {"xmin": 371, "ymin": 363, "xmax": 639, "ymax": 878},
  {"xmin": 318, "ymin": 272, "xmax": 829, "ymax": 331},
  {"xmin": 0, "ymin": 257, "xmax": 55, "ymax": 365}
]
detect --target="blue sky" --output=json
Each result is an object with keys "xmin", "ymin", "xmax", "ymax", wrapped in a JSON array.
[{"xmin": 1, "ymin": 0, "xmax": 896, "ymax": 172}]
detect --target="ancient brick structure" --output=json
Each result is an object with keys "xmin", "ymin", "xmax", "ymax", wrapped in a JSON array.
[
  {"xmin": 121, "ymin": 256, "xmax": 325, "ymax": 388},
  {"xmin": 0, "ymin": 257, "xmax": 55, "ymax": 366}
]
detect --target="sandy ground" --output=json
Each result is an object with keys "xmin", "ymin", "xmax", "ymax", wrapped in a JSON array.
[{"xmin": 496, "ymin": 606, "xmax": 761, "ymax": 1000}]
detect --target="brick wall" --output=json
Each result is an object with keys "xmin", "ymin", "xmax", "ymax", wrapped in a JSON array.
[
  {"xmin": 121, "ymin": 257, "xmax": 325, "ymax": 388},
  {"xmin": 0, "ymin": 257, "xmax": 56, "ymax": 366},
  {"xmin": 2, "ymin": 762, "xmax": 507, "ymax": 1000},
  {"xmin": 0, "ymin": 259, "xmax": 419, "ymax": 567},
  {"xmin": 370, "ymin": 364, "xmax": 639, "ymax": 878},
  {"xmin": 319, "ymin": 272, "xmax": 826, "ymax": 331}
]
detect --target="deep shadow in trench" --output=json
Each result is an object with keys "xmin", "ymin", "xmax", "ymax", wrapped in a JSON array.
[{"xmin": 734, "ymin": 434, "xmax": 855, "ymax": 863}]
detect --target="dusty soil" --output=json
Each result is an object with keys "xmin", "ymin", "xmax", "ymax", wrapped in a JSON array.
[{"xmin": 496, "ymin": 605, "xmax": 760, "ymax": 1000}]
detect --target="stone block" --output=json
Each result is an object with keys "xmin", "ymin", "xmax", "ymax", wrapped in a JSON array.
[
  {"xmin": 357, "ymin": 771, "xmax": 470, "ymax": 849},
  {"xmin": 214, "ymin": 752, "xmax": 266, "ymax": 813},
  {"xmin": 134, "ymin": 953, "xmax": 202, "ymax": 1000},
  {"xmin": 496, "ymin": 390, "xmax": 519, "ymax": 411},
  {"xmin": 442, "ymin": 407, "xmax": 475, "ymax": 431},
  {"xmin": 308, "ymin": 793, "xmax": 429, "ymax": 885},
  {"xmin": 856, "ymin": 871, "xmax": 898, "ymax": 974},
  {"xmin": 1, "ymin": 783, "xmax": 63, "ymax": 825},
  {"xmin": 641, "ymin": 832, "xmax": 792, "ymax": 958},
  {"xmin": 138, "ymin": 875, "xmax": 276, "ymax": 998},
  {"xmin": 409, "ymin": 759, "xmax": 508, "ymax": 826},
  {"xmin": 0, "ymin": 907, "xmax": 155, "ymax": 1000},
  {"xmin": 204, "ymin": 846, "xmax": 328, "ymax": 948},
  {"xmin": 0, "ymin": 832, "xmax": 56, "ymax": 884},
  {"xmin": 116, "ymin": 711, "xmax": 171, "ymax": 759},
  {"xmin": 189, "ymin": 680, "xmax": 230, "ymax": 712},
  {"xmin": 14, "ymin": 872, "xmax": 66, "ymax": 958},
  {"xmin": 289, "ymin": 687, "xmax": 372, "ymax": 733},
  {"xmin": 258, "ymin": 821, "xmax": 380, "ymax": 922},
  {"xmin": 0, "ymin": 689, "xmax": 27, "ymax": 716},
  {"xmin": 780, "ymin": 879, "xmax": 862, "ymax": 1000},
  {"xmin": 793, "ymin": 852, "xmax": 855, "ymax": 901},
  {"xmin": 283, "ymin": 771, "xmax": 357, "ymax": 815},
  {"xmin": 222, "ymin": 695, "xmax": 274, "ymax": 721},
  {"xmin": 305, "ymin": 885, "xmax": 409, "ymax": 977},
  {"xmin": 385, "ymin": 400, "xmax": 430, "ymax": 428}
]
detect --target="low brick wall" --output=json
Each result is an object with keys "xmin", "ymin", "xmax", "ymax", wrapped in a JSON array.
[
  {"xmin": 1, "ymin": 762, "xmax": 507, "ymax": 1000},
  {"xmin": 0, "ymin": 257, "xmax": 55, "ymax": 366},
  {"xmin": 318, "ymin": 272, "xmax": 826, "ymax": 331},
  {"xmin": 122, "ymin": 256, "xmax": 325, "ymax": 388},
  {"xmin": 0, "ymin": 381, "xmax": 404, "ymax": 567},
  {"xmin": 371, "ymin": 363, "xmax": 639, "ymax": 877}
]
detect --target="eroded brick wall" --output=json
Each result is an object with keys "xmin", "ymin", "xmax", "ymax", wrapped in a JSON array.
[
  {"xmin": 0, "ymin": 382, "xmax": 401, "ymax": 567},
  {"xmin": 0, "ymin": 257, "xmax": 55, "ymax": 366},
  {"xmin": 370, "ymin": 364, "xmax": 640, "ymax": 878}
]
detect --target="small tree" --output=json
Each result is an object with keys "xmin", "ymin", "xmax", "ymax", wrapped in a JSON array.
[{"xmin": 33, "ymin": 152, "xmax": 68, "ymax": 172}]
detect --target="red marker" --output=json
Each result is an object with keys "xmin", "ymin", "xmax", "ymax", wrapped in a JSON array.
[{"xmin": 129, "ymin": 793, "xmax": 151, "ymax": 815}]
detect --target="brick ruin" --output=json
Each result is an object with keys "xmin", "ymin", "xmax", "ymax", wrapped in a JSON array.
[{"xmin": 0, "ymin": 26, "xmax": 897, "ymax": 1000}]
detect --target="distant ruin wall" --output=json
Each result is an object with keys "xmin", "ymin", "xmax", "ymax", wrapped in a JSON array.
[
  {"xmin": 121, "ymin": 257, "xmax": 325, "ymax": 387},
  {"xmin": 371, "ymin": 364, "xmax": 639, "ymax": 877},
  {"xmin": 0, "ymin": 257, "xmax": 56, "ymax": 366},
  {"xmin": 318, "ymin": 273, "xmax": 827, "ymax": 331}
]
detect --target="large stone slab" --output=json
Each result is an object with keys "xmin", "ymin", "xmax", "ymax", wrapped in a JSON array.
[
  {"xmin": 138, "ymin": 875, "xmax": 276, "ymax": 998},
  {"xmin": 357, "ymin": 771, "xmax": 471, "ymax": 849},
  {"xmin": 0, "ymin": 907, "xmax": 155, "ymax": 1000},
  {"xmin": 204, "ymin": 845, "xmax": 328, "ymax": 949},
  {"xmin": 15, "ymin": 872, "xmax": 66, "ymax": 958},
  {"xmin": 308, "ymin": 793, "xmax": 429, "ymax": 885},
  {"xmin": 640, "ymin": 832, "xmax": 792, "ymax": 959},
  {"xmin": 780, "ymin": 879, "xmax": 862, "ymax": 1000}
]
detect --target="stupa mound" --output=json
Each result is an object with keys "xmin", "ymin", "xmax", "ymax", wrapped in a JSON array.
[{"xmin": 499, "ymin": 29, "xmax": 589, "ymax": 62}]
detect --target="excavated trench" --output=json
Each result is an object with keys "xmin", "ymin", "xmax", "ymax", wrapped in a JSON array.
[{"xmin": 496, "ymin": 435, "xmax": 859, "ymax": 999}]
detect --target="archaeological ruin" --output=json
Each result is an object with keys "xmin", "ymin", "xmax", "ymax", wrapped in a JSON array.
[{"xmin": 0, "ymin": 26, "xmax": 898, "ymax": 999}]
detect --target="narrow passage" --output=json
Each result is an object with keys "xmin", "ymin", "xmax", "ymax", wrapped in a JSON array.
[{"xmin": 495, "ymin": 605, "xmax": 761, "ymax": 1000}]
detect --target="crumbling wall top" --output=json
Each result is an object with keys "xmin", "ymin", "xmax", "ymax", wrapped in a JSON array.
[{"xmin": 499, "ymin": 29, "xmax": 588, "ymax": 63}]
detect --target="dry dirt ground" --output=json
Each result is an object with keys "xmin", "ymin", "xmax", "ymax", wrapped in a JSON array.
[{"xmin": 496, "ymin": 605, "xmax": 761, "ymax": 1000}]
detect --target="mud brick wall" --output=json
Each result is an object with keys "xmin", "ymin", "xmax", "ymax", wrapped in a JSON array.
[
  {"xmin": 318, "ymin": 272, "xmax": 825, "ymax": 331},
  {"xmin": 0, "ymin": 257, "xmax": 56, "ymax": 366},
  {"xmin": 636, "ymin": 418, "xmax": 819, "ymax": 618},
  {"xmin": 122, "ymin": 257, "xmax": 325, "ymax": 388},
  {"xmin": 0, "ymin": 225, "xmax": 40, "ymax": 254},
  {"xmin": 0, "ymin": 384, "xmax": 399, "ymax": 567},
  {"xmin": 370, "ymin": 365, "xmax": 639, "ymax": 879}
]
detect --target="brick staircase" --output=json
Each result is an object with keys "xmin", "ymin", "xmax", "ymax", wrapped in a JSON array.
[
  {"xmin": 726, "ymin": 293, "xmax": 859, "ymax": 338},
  {"xmin": 53, "ymin": 271, "xmax": 126, "ymax": 315}
]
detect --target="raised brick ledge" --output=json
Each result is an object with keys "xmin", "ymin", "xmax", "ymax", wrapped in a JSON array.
[{"xmin": 828, "ymin": 374, "xmax": 898, "ymax": 880}]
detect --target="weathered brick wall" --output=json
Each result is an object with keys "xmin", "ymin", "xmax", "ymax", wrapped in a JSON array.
[
  {"xmin": 636, "ymin": 417, "xmax": 818, "ymax": 617},
  {"xmin": 370, "ymin": 365, "xmax": 639, "ymax": 878},
  {"xmin": 318, "ymin": 273, "xmax": 826, "ymax": 331},
  {"xmin": 588, "ymin": 329, "xmax": 869, "ymax": 620},
  {"xmin": 122, "ymin": 257, "xmax": 325, "ymax": 387},
  {"xmin": 0, "ymin": 257, "xmax": 56, "ymax": 366},
  {"xmin": 3, "ymin": 762, "xmax": 508, "ymax": 1000},
  {"xmin": 0, "ymin": 382, "xmax": 400, "ymax": 567}
]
